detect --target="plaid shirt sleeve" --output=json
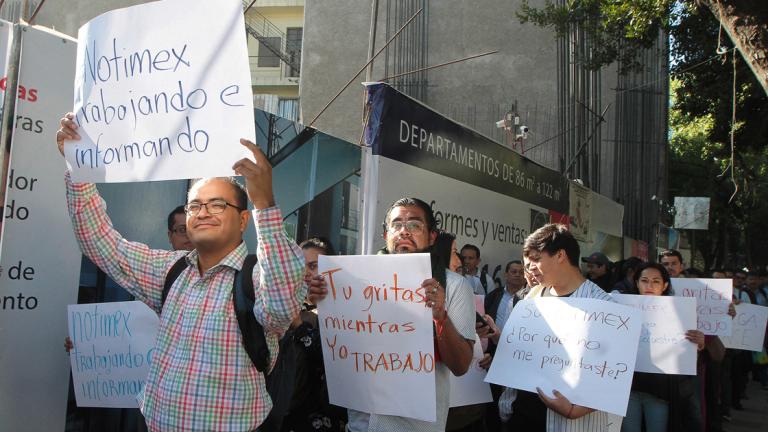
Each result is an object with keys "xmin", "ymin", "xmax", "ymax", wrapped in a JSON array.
[
  {"xmin": 251, "ymin": 206, "xmax": 306, "ymax": 334},
  {"xmin": 65, "ymin": 172, "xmax": 180, "ymax": 312}
]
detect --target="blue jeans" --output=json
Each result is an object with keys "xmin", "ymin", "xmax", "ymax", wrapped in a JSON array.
[{"xmin": 621, "ymin": 391, "xmax": 668, "ymax": 432}]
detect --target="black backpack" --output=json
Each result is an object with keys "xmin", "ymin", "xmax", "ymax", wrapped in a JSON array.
[{"xmin": 162, "ymin": 254, "xmax": 296, "ymax": 431}]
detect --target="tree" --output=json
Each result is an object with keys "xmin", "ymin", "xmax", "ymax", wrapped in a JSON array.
[
  {"xmin": 519, "ymin": 1, "xmax": 768, "ymax": 268},
  {"xmin": 517, "ymin": 0, "xmax": 768, "ymax": 96},
  {"xmin": 669, "ymin": 5, "xmax": 768, "ymax": 269}
]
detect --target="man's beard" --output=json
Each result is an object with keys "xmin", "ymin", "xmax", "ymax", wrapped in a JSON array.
[{"xmin": 389, "ymin": 245, "xmax": 430, "ymax": 254}]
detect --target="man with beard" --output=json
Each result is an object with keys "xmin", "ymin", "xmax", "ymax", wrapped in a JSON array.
[{"xmin": 345, "ymin": 197, "xmax": 476, "ymax": 432}]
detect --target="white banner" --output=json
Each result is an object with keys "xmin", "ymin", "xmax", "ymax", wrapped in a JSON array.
[
  {"xmin": 672, "ymin": 278, "xmax": 733, "ymax": 336},
  {"xmin": 0, "ymin": 25, "xmax": 81, "ymax": 431},
  {"xmin": 673, "ymin": 197, "xmax": 710, "ymax": 230},
  {"xmin": 449, "ymin": 334, "xmax": 493, "ymax": 407},
  {"xmin": 569, "ymin": 181, "xmax": 592, "ymax": 242},
  {"xmin": 612, "ymin": 294, "xmax": 698, "ymax": 375},
  {"xmin": 317, "ymin": 254, "xmax": 436, "ymax": 422},
  {"xmin": 68, "ymin": 301, "xmax": 159, "ymax": 408},
  {"xmin": 485, "ymin": 298, "xmax": 641, "ymax": 416},
  {"xmin": 66, "ymin": 0, "xmax": 254, "ymax": 182},
  {"xmin": 721, "ymin": 303, "xmax": 768, "ymax": 352}
]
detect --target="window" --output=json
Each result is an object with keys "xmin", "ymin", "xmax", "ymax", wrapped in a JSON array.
[
  {"xmin": 286, "ymin": 28, "xmax": 303, "ymax": 77},
  {"xmin": 277, "ymin": 99, "xmax": 300, "ymax": 122},
  {"xmin": 257, "ymin": 37, "xmax": 281, "ymax": 68}
]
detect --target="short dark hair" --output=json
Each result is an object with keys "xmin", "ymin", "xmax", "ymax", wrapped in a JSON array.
[
  {"xmin": 683, "ymin": 268, "xmax": 703, "ymax": 278},
  {"xmin": 382, "ymin": 197, "xmax": 436, "ymax": 234},
  {"xmin": 659, "ymin": 249, "xmax": 683, "ymax": 265},
  {"xmin": 710, "ymin": 268, "xmax": 726, "ymax": 277},
  {"xmin": 506, "ymin": 260, "xmax": 523, "ymax": 272},
  {"xmin": 633, "ymin": 262, "xmax": 672, "ymax": 295},
  {"xmin": 460, "ymin": 244, "xmax": 481, "ymax": 259},
  {"xmin": 188, "ymin": 177, "xmax": 248, "ymax": 210},
  {"xmin": 523, "ymin": 224, "xmax": 579, "ymax": 267},
  {"xmin": 299, "ymin": 237, "xmax": 335, "ymax": 255},
  {"xmin": 430, "ymin": 231, "xmax": 456, "ymax": 289},
  {"xmin": 167, "ymin": 205, "xmax": 186, "ymax": 231},
  {"xmin": 622, "ymin": 257, "xmax": 644, "ymax": 274}
]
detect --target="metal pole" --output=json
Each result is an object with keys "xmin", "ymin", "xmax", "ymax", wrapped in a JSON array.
[
  {"xmin": 365, "ymin": 0, "xmax": 379, "ymax": 82},
  {"xmin": 244, "ymin": 0, "xmax": 258, "ymax": 15},
  {"xmin": 0, "ymin": 24, "xmax": 23, "ymax": 244},
  {"xmin": 379, "ymin": 51, "xmax": 498, "ymax": 81},
  {"xmin": 28, "ymin": 0, "xmax": 47, "ymax": 24},
  {"xmin": 308, "ymin": 7, "xmax": 423, "ymax": 128}
]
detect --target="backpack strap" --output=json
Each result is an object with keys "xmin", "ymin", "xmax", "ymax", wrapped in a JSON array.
[
  {"xmin": 161, "ymin": 256, "xmax": 189, "ymax": 308},
  {"xmin": 480, "ymin": 266, "xmax": 489, "ymax": 294},
  {"xmin": 233, "ymin": 254, "xmax": 271, "ymax": 372}
]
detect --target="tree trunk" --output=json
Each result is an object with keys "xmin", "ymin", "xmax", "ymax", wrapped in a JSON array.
[{"xmin": 698, "ymin": 0, "xmax": 768, "ymax": 96}]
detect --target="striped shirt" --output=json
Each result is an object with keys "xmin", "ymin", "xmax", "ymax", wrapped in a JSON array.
[
  {"xmin": 65, "ymin": 174, "xmax": 306, "ymax": 432},
  {"xmin": 347, "ymin": 270, "xmax": 476, "ymax": 432},
  {"xmin": 499, "ymin": 280, "xmax": 613, "ymax": 432}
]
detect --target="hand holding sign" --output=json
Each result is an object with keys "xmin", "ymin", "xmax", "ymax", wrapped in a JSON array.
[
  {"xmin": 56, "ymin": 112, "xmax": 80, "ymax": 156},
  {"xmin": 422, "ymin": 278, "xmax": 446, "ymax": 319},
  {"xmin": 232, "ymin": 139, "xmax": 275, "ymax": 210}
]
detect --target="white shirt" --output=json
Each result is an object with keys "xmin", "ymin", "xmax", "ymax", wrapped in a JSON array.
[
  {"xmin": 465, "ymin": 271, "xmax": 495, "ymax": 295},
  {"xmin": 498, "ymin": 280, "xmax": 612, "ymax": 432}
]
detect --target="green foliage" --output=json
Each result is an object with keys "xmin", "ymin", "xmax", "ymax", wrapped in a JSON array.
[
  {"xmin": 669, "ymin": 7, "xmax": 768, "ymax": 269},
  {"xmin": 517, "ymin": 0, "xmax": 673, "ymax": 71},
  {"xmin": 519, "ymin": 1, "xmax": 768, "ymax": 267}
]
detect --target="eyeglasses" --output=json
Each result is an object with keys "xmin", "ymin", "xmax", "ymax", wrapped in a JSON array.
[
  {"xmin": 388, "ymin": 220, "xmax": 425, "ymax": 233},
  {"xmin": 184, "ymin": 199, "xmax": 244, "ymax": 216},
  {"xmin": 171, "ymin": 225, "xmax": 187, "ymax": 235}
]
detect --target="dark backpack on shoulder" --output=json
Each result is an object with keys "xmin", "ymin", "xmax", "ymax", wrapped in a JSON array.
[{"xmin": 162, "ymin": 254, "xmax": 296, "ymax": 431}]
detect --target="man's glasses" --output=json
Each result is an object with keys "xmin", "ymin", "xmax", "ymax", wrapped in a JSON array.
[
  {"xmin": 184, "ymin": 199, "xmax": 244, "ymax": 216},
  {"xmin": 388, "ymin": 220, "xmax": 425, "ymax": 233}
]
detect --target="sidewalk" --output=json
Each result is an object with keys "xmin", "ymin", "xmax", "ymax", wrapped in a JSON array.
[{"xmin": 727, "ymin": 380, "xmax": 768, "ymax": 432}]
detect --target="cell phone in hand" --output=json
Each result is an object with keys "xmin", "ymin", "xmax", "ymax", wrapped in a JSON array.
[{"xmin": 476, "ymin": 312, "xmax": 494, "ymax": 334}]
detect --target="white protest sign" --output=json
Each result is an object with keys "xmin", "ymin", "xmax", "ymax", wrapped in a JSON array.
[
  {"xmin": 612, "ymin": 294, "xmax": 698, "ymax": 375},
  {"xmin": 0, "ymin": 25, "xmax": 82, "ymax": 431},
  {"xmin": 672, "ymin": 278, "xmax": 732, "ymax": 336},
  {"xmin": 66, "ymin": 0, "xmax": 254, "ymax": 182},
  {"xmin": 68, "ymin": 301, "xmax": 159, "ymax": 408},
  {"xmin": 449, "ymin": 334, "xmax": 493, "ymax": 407},
  {"xmin": 721, "ymin": 303, "xmax": 768, "ymax": 352},
  {"xmin": 317, "ymin": 254, "xmax": 436, "ymax": 421},
  {"xmin": 485, "ymin": 298, "xmax": 641, "ymax": 416}
]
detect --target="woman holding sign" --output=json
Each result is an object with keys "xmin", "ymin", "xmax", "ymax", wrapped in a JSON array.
[{"xmin": 622, "ymin": 263, "xmax": 705, "ymax": 432}]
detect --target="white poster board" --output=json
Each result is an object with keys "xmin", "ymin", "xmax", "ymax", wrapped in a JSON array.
[
  {"xmin": 612, "ymin": 294, "xmax": 698, "ymax": 375},
  {"xmin": 674, "ymin": 197, "xmax": 710, "ymax": 230},
  {"xmin": 449, "ymin": 334, "xmax": 493, "ymax": 407},
  {"xmin": 721, "ymin": 303, "xmax": 768, "ymax": 352},
  {"xmin": 317, "ymin": 254, "xmax": 436, "ymax": 421},
  {"xmin": 569, "ymin": 181, "xmax": 593, "ymax": 242},
  {"xmin": 68, "ymin": 301, "xmax": 159, "ymax": 408},
  {"xmin": 485, "ymin": 298, "xmax": 641, "ymax": 416},
  {"xmin": 672, "ymin": 278, "xmax": 732, "ymax": 336},
  {"xmin": 66, "ymin": 0, "xmax": 254, "ymax": 182},
  {"xmin": 0, "ymin": 25, "xmax": 82, "ymax": 431}
]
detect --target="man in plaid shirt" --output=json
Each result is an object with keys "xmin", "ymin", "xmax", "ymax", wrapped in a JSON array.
[{"xmin": 57, "ymin": 113, "xmax": 306, "ymax": 431}]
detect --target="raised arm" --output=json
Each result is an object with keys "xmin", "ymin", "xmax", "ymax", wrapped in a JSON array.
[
  {"xmin": 424, "ymin": 273, "xmax": 475, "ymax": 376},
  {"xmin": 233, "ymin": 139, "xmax": 306, "ymax": 333},
  {"xmin": 57, "ymin": 113, "xmax": 181, "ymax": 311}
]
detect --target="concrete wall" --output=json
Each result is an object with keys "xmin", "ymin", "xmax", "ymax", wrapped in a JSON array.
[{"xmin": 300, "ymin": 0, "xmax": 561, "ymax": 153}]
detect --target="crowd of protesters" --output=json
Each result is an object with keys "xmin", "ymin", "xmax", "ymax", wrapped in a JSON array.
[{"xmin": 58, "ymin": 114, "xmax": 766, "ymax": 432}]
